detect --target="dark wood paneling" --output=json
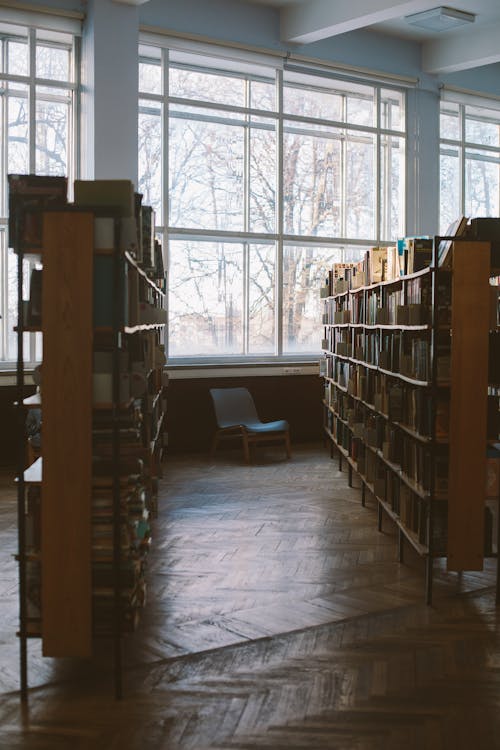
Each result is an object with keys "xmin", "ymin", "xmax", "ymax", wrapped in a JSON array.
[{"xmin": 165, "ymin": 374, "xmax": 323, "ymax": 452}]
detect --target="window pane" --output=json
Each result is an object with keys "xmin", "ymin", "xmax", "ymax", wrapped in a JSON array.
[
  {"xmin": 169, "ymin": 240, "xmax": 243, "ymax": 356},
  {"xmin": 380, "ymin": 88, "xmax": 404, "ymax": 131},
  {"xmin": 346, "ymin": 131, "xmax": 375, "ymax": 238},
  {"xmin": 440, "ymin": 102, "xmax": 460, "ymax": 140},
  {"xmin": 248, "ymin": 244, "xmax": 275, "ymax": 354},
  {"xmin": 440, "ymin": 149, "xmax": 460, "ymax": 233},
  {"xmin": 283, "ymin": 126, "xmax": 341, "ymax": 236},
  {"xmin": 346, "ymin": 90, "xmax": 374, "ymax": 127},
  {"xmin": 6, "ymin": 246, "xmax": 30, "ymax": 362},
  {"xmin": 138, "ymin": 102, "xmax": 162, "ymax": 217},
  {"xmin": 8, "ymin": 39, "xmax": 28, "ymax": 76},
  {"xmin": 380, "ymin": 134, "xmax": 404, "ymax": 241},
  {"xmin": 139, "ymin": 61, "xmax": 162, "ymax": 95},
  {"xmin": 169, "ymin": 113, "xmax": 244, "ymax": 231},
  {"xmin": 283, "ymin": 245, "xmax": 345, "ymax": 354},
  {"xmin": 283, "ymin": 81, "xmax": 343, "ymax": 121},
  {"xmin": 36, "ymin": 44, "xmax": 69, "ymax": 81},
  {"xmin": 35, "ymin": 97, "xmax": 68, "ymax": 175},
  {"xmin": 465, "ymin": 148, "xmax": 500, "ymax": 217},
  {"xmin": 465, "ymin": 105, "xmax": 500, "ymax": 147},
  {"xmin": 170, "ymin": 66, "xmax": 246, "ymax": 107},
  {"xmin": 249, "ymin": 125, "xmax": 276, "ymax": 233},
  {"xmin": 250, "ymin": 79, "xmax": 275, "ymax": 111},
  {"xmin": 8, "ymin": 92, "xmax": 29, "ymax": 174}
]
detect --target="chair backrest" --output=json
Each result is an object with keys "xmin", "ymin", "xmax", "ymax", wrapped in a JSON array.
[{"xmin": 209, "ymin": 387, "xmax": 260, "ymax": 428}]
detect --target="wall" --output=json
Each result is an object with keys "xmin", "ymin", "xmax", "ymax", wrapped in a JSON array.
[{"xmin": 166, "ymin": 374, "xmax": 323, "ymax": 453}]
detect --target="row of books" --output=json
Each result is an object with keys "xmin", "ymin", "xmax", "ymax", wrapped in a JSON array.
[
  {"xmin": 321, "ymin": 238, "xmax": 435, "ymax": 298},
  {"xmin": 324, "ymin": 365, "xmax": 452, "ymax": 442}
]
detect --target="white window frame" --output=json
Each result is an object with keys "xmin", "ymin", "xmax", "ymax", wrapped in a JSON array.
[
  {"xmin": 138, "ymin": 38, "xmax": 407, "ymax": 365},
  {"xmin": 0, "ymin": 19, "xmax": 80, "ymax": 367},
  {"xmin": 440, "ymin": 87, "xmax": 500, "ymax": 233}
]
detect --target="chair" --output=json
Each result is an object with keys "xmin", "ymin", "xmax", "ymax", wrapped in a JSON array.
[{"xmin": 209, "ymin": 387, "xmax": 291, "ymax": 464}]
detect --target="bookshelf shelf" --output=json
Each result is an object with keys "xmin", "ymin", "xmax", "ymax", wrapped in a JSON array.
[{"xmin": 320, "ymin": 238, "xmax": 499, "ymax": 603}]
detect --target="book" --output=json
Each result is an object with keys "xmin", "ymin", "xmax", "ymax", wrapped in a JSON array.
[
  {"xmin": 8, "ymin": 174, "xmax": 67, "ymax": 252},
  {"xmin": 405, "ymin": 237, "xmax": 433, "ymax": 273},
  {"xmin": 438, "ymin": 216, "xmax": 468, "ymax": 268},
  {"xmin": 74, "ymin": 179, "xmax": 135, "ymax": 217},
  {"xmin": 367, "ymin": 247, "xmax": 387, "ymax": 284}
]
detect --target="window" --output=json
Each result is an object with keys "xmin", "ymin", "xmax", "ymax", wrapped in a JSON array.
[
  {"xmin": 138, "ymin": 43, "xmax": 406, "ymax": 362},
  {"xmin": 0, "ymin": 22, "xmax": 79, "ymax": 365},
  {"xmin": 440, "ymin": 97, "xmax": 500, "ymax": 233}
]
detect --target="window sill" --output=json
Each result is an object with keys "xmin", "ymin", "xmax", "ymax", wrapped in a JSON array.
[{"xmin": 165, "ymin": 361, "xmax": 320, "ymax": 379}]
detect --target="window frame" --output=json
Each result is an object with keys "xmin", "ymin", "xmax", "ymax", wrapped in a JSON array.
[
  {"xmin": 0, "ymin": 23, "xmax": 80, "ymax": 368},
  {"xmin": 138, "ymin": 41, "xmax": 407, "ymax": 365},
  {"xmin": 439, "ymin": 95, "xmax": 500, "ymax": 233}
]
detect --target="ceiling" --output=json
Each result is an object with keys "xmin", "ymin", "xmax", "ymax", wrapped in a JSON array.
[{"xmin": 226, "ymin": 0, "xmax": 500, "ymax": 73}]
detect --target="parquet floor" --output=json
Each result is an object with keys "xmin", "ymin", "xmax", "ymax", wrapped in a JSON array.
[{"xmin": 1, "ymin": 443, "xmax": 499, "ymax": 749}]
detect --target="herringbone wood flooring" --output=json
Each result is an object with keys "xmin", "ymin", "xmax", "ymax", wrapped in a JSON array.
[{"xmin": 0, "ymin": 444, "xmax": 499, "ymax": 749}]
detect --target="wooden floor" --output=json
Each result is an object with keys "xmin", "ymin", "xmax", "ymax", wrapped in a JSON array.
[{"xmin": 1, "ymin": 443, "xmax": 499, "ymax": 749}]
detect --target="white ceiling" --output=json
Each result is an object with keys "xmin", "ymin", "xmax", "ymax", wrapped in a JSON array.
[{"xmin": 225, "ymin": 0, "xmax": 500, "ymax": 73}]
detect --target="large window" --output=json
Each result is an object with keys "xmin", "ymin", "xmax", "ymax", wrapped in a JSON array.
[
  {"xmin": 138, "ymin": 43, "xmax": 406, "ymax": 362},
  {"xmin": 440, "ymin": 96, "xmax": 500, "ymax": 233},
  {"xmin": 0, "ymin": 22, "xmax": 79, "ymax": 364}
]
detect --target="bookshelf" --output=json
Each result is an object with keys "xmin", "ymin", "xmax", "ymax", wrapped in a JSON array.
[
  {"xmin": 12, "ymin": 177, "xmax": 167, "ymax": 699},
  {"xmin": 321, "ymin": 239, "xmax": 499, "ymax": 603}
]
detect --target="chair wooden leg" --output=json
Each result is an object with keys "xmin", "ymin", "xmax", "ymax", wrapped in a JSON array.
[{"xmin": 285, "ymin": 429, "xmax": 291, "ymax": 459}]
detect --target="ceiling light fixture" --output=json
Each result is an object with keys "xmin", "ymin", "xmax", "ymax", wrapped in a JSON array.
[{"xmin": 405, "ymin": 6, "xmax": 476, "ymax": 32}]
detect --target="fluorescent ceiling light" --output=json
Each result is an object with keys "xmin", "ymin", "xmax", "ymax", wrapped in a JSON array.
[{"xmin": 405, "ymin": 6, "xmax": 476, "ymax": 32}]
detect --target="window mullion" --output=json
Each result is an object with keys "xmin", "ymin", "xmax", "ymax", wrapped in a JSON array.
[
  {"xmin": 162, "ymin": 46, "xmax": 169, "ymax": 360},
  {"xmin": 28, "ymin": 28, "xmax": 36, "ymax": 174},
  {"xmin": 276, "ymin": 68, "xmax": 283, "ymax": 358},
  {"xmin": 244, "ymin": 79, "xmax": 250, "ymax": 355},
  {"xmin": 376, "ymin": 86, "xmax": 382, "ymax": 242},
  {"xmin": 460, "ymin": 103, "xmax": 466, "ymax": 215}
]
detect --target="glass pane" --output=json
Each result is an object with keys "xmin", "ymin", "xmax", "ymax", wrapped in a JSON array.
[
  {"xmin": 380, "ymin": 88, "xmax": 404, "ymax": 131},
  {"xmin": 283, "ymin": 82, "xmax": 342, "ymax": 121},
  {"xmin": 248, "ymin": 244, "xmax": 275, "ymax": 354},
  {"xmin": 249, "ymin": 125, "xmax": 276, "ymax": 233},
  {"xmin": 465, "ymin": 105, "xmax": 500, "ymax": 147},
  {"xmin": 346, "ymin": 90, "xmax": 374, "ymax": 127},
  {"xmin": 8, "ymin": 39, "xmax": 28, "ymax": 76},
  {"xmin": 283, "ymin": 126, "xmax": 342, "ymax": 236},
  {"xmin": 8, "ymin": 92, "xmax": 29, "ymax": 174},
  {"xmin": 169, "ymin": 240, "xmax": 243, "ymax": 356},
  {"xmin": 346, "ymin": 131, "xmax": 375, "ymax": 239},
  {"xmin": 139, "ymin": 61, "xmax": 162, "ymax": 95},
  {"xmin": 283, "ymin": 245, "xmax": 344, "ymax": 354},
  {"xmin": 169, "ymin": 115, "xmax": 244, "ymax": 231},
  {"xmin": 6, "ymin": 246, "xmax": 31, "ymax": 362},
  {"xmin": 380, "ymin": 135, "xmax": 405, "ymax": 241},
  {"xmin": 36, "ymin": 44, "xmax": 69, "ymax": 81},
  {"xmin": 440, "ymin": 102, "xmax": 460, "ymax": 140},
  {"xmin": 465, "ymin": 148, "xmax": 500, "ymax": 217},
  {"xmin": 439, "ymin": 149, "xmax": 460, "ymax": 233},
  {"xmin": 250, "ymin": 79, "xmax": 275, "ymax": 111},
  {"xmin": 138, "ymin": 103, "xmax": 162, "ymax": 217},
  {"xmin": 35, "ymin": 98, "xmax": 68, "ymax": 175},
  {"xmin": 170, "ymin": 66, "xmax": 246, "ymax": 107}
]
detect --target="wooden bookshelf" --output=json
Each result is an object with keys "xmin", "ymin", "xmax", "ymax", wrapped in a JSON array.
[
  {"xmin": 13, "ymin": 181, "xmax": 168, "ymax": 698},
  {"xmin": 41, "ymin": 210, "xmax": 94, "ymax": 657},
  {"xmin": 320, "ymin": 240, "xmax": 499, "ymax": 602}
]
